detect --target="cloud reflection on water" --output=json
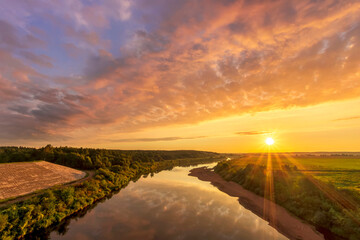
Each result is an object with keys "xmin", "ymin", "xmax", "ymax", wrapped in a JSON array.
[{"xmin": 50, "ymin": 165, "xmax": 288, "ymax": 240}]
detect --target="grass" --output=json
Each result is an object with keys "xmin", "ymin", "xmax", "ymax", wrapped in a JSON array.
[
  {"xmin": 215, "ymin": 154, "xmax": 360, "ymax": 240},
  {"xmin": 313, "ymin": 172, "xmax": 360, "ymax": 191},
  {"xmin": 229, "ymin": 153, "xmax": 360, "ymax": 192}
]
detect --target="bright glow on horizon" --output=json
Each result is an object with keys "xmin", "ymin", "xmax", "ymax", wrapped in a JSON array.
[{"xmin": 266, "ymin": 137, "xmax": 275, "ymax": 146}]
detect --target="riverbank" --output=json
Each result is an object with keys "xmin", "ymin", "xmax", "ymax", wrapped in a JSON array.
[
  {"xmin": 189, "ymin": 167, "xmax": 325, "ymax": 240},
  {"xmin": 0, "ymin": 153, "xmax": 222, "ymax": 239}
]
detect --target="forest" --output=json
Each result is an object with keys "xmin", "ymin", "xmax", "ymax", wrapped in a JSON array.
[
  {"xmin": 0, "ymin": 145, "xmax": 221, "ymax": 239},
  {"xmin": 214, "ymin": 159, "xmax": 360, "ymax": 240}
]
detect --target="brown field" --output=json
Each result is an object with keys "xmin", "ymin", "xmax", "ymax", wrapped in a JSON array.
[{"xmin": 0, "ymin": 161, "xmax": 86, "ymax": 200}]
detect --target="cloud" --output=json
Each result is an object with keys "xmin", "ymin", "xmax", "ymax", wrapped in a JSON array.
[
  {"xmin": 0, "ymin": 0, "xmax": 132, "ymax": 29},
  {"xmin": 19, "ymin": 51, "xmax": 53, "ymax": 68},
  {"xmin": 236, "ymin": 131, "xmax": 272, "ymax": 136},
  {"xmin": 76, "ymin": 0, "xmax": 360, "ymax": 134},
  {"xmin": 110, "ymin": 136, "xmax": 207, "ymax": 143},
  {"xmin": 0, "ymin": 0, "xmax": 360, "ymax": 142},
  {"xmin": 63, "ymin": 43, "xmax": 84, "ymax": 58},
  {"xmin": 0, "ymin": 20, "xmax": 45, "ymax": 50},
  {"xmin": 0, "ymin": 110, "xmax": 71, "ymax": 141},
  {"xmin": 333, "ymin": 115, "xmax": 360, "ymax": 121},
  {"xmin": 123, "ymin": 30, "xmax": 169, "ymax": 57}
]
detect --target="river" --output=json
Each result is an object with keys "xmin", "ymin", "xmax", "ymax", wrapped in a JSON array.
[{"xmin": 47, "ymin": 163, "xmax": 288, "ymax": 240}]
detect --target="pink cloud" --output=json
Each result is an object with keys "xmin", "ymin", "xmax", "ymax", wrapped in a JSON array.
[
  {"xmin": 1, "ymin": 0, "xmax": 360, "ymax": 142},
  {"xmin": 74, "ymin": 0, "xmax": 360, "ymax": 132}
]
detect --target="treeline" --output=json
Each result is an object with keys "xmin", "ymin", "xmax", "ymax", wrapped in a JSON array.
[
  {"xmin": 0, "ymin": 145, "xmax": 219, "ymax": 169},
  {"xmin": 214, "ymin": 161, "xmax": 360, "ymax": 240},
  {"xmin": 0, "ymin": 145, "xmax": 221, "ymax": 239}
]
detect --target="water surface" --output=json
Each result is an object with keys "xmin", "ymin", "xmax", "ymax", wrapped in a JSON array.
[{"xmin": 50, "ymin": 163, "xmax": 288, "ymax": 240}]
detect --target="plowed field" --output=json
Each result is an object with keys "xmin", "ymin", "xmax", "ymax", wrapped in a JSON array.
[{"xmin": 0, "ymin": 161, "xmax": 86, "ymax": 200}]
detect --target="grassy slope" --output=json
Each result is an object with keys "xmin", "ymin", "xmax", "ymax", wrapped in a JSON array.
[{"xmin": 214, "ymin": 155, "xmax": 360, "ymax": 240}]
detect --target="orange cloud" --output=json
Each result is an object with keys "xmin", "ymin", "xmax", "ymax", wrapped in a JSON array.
[
  {"xmin": 1, "ymin": 0, "xmax": 360, "ymax": 143},
  {"xmin": 75, "ymin": 0, "xmax": 360, "ymax": 133},
  {"xmin": 333, "ymin": 116, "xmax": 360, "ymax": 121},
  {"xmin": 109, "ymin": 136, "xmax": 207, "ymax": 143},
  {"xmin": 236, "ymin": 131, "xmax": 272, "ymax": 136}
]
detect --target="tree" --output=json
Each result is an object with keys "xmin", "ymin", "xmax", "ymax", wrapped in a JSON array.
[{"xmin": 0, "ymin": 214, "xmax": 8, "ymax": 232}]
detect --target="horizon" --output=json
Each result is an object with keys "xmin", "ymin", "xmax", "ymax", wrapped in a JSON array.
[
  {"xmin": 0, "ymin": 0, "xmax": 359, "ymax": 152},
  {"xmin": 2, "ymin": 144, "xmax": 360, "ymax": 155}
]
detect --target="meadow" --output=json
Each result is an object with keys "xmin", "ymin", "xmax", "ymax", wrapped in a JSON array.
[{"xmin": 228, "ymin": 153, "xmax": 360, "ymax": 191}]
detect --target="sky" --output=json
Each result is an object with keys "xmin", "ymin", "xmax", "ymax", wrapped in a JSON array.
[{"xmin": 0, "ymin": 0, "xmax": 359, "ymax": 153}]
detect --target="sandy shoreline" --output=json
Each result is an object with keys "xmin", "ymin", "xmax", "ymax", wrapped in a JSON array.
[{"xmin": 189, "ymin": 167, "xmax": 325, "ymax": 240}]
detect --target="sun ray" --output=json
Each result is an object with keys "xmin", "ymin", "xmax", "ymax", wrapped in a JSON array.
[
  {"xmin": 280, "ymin": 153, "xmax": 360, "ymax": 225},
  {"xmin": 261, "ymin": 147, "xmax": 277, "ymax": 240}
]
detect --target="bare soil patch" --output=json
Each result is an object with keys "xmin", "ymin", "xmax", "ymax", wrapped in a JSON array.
[{"xmin": 0, "ymin": 161, "xmax": 86, "ymax": 200}]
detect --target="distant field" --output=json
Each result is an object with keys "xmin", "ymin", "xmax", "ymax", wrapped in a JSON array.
[
  {"xmin": 228, "ymin": 154, "xmax": 360, "ymax": 191},
  {"xmin": 0, "ymin": 161, "xmax": 86, "ymax": 200}
]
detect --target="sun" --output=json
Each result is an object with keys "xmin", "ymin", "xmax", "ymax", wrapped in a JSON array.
[{"xmin": 266, "ymin": 137, "xmax": 275, "ymax": 146}]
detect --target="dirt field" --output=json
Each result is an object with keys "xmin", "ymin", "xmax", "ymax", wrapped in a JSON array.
[{"xmin": 0, "ymin": 161, "xmax": 86, "ymax": 200}]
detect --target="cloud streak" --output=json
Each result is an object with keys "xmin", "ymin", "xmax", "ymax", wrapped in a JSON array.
[
  {"xmin": 236, "ymin": 131, "xmax": 272, "ymax": 136},
  {"xmin": 110, "ymin": 136, "xmax": 207, "ymax": 143},
  {"xmin": 333, "ymin": 115, "xmax": 360, "ymax": 121}
]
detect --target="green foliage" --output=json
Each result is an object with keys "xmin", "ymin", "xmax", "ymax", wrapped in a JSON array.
[
  {"xmin": 0, "ymin": 147, "xmax": 40, "ymax": 163},
  {"xmin": 0, "ymin": 214, "xmax": 7, "ymax": 232},
  {"xmin": 0, "ymin": 146, "xmax": 219, "ymax": 170},
  {"xmin": 214, "ymin": 159, "xmax": 360, "ymax": 240},
  {"xmin": 0, "ymin": 145, "xmax": 222, "ymax": 239}
]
